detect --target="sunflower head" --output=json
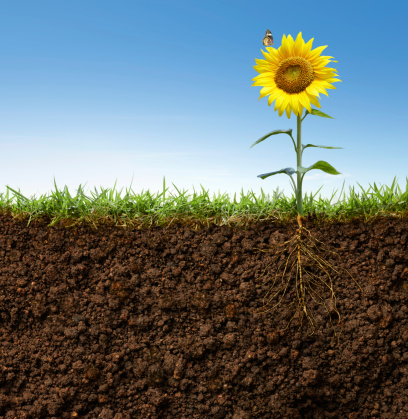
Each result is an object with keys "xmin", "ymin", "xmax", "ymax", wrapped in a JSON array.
[{"xmin": 252, "ymin": 32, "xmax": 341, "ymax": 119}]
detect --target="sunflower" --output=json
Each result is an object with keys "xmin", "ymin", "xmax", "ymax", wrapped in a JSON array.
[{"xmin": 252, "ymin": 32, "xmax": 341, "ymax": 118}]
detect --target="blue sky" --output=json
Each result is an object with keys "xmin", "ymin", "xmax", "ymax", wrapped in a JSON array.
[{"xmin": 1, "ymin": 0, "xmax": 407, "ymax": 207}]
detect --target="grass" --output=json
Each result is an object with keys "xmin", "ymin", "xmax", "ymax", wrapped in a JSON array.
[{"xmin": 0, "ymin": 175, "xmax": 407, "ymax": 230}]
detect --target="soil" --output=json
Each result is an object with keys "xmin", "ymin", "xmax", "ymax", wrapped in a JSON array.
[{"xmin": 0, "ymin": 208, "xmax": 408, "ymax": 418}]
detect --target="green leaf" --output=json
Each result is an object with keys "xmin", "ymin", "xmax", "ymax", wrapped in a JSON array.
[
  {"xmin": 304, "ymin": 109, "xmax": 334, "ymax": 119},
  {"xmin": 301, "ymin": 143, "xmax": 343, "ymax": 153},
  {"xmin": 250, "ymin": 129, "xmax": 293, "ymax": 149},
  {"xmin": 5, "ymin": 186, "xmax": 29, "ymax": 201},
  {"xmin": 297, "ymin": 160, "xmax": 341, "ymax": 175},
  {"xmin": 257, "ymin": 167, "xmax": 296, "ymax": 180}
]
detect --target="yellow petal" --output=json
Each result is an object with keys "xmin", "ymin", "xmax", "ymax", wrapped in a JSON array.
[
  {"xmin": 314, "ymin": 68, "xmax": 336, "ymax": 76},
  {"xmin": 254, "ymin": 58, "xmax": 267, "ymax": 66},
  {"xmin": 261, "ymin": 49, "xmax": 276, "ymax": 63},
  {"xmin": 313, "ymin": 58, "xmax": 332, "ymax": 68},
  {"xmin": 286, "ymin": 34, "xmax": 295, "ymax": 55},
  {"xmin": 306, "ymin": 84, "xmax": 320, "ymax": 97},
  {"xmin": 293, "ymin": 32, "xmax": 304, "ymax": 56},
  {"xmin": 259, "ymin": 86, "xmax": 274, "ymax": 99},
  {"xmin": 279, "ymin": 34, "xmax": 291, "ymax": 58},
  {"xmin": 298, "ymin": 91, "xmax": 312, "ymax": 113},
  {"xmin": 307, "ymin": 45, "xmax": 328, "ymax": 61},
  {"xmin": 252, "ymin": 74, "xmax": 275, "ymax": 84},
  {"xmin": 290, "ymin": 95, "xmax": 299, "ymax": 116},
  {"xmin": 279, "ymin": 96, "xmax": 290, "ymax": 114},
  {"xmin": 274, "ymin": 95, "xmax": 285, "ymax": 111},
  {"xmin": 308, "ymin": 94, "xmax": 321, "ymax": 108},
  {"xmin": 301, "ymin": 38, "xmax": 314, "ymax": 58},
  {"xmin": 267, "ymin": 89, "xmax": 280, "ymax": 106},
  {"xmin": 313, "ymin": 82, "xmax": 329, "ymax": 96},
  {"xmin": 319, "ymin": 80, "xmax": 337, "ymax": 90},
  {"xmin": 278, "ymin": 44, "xmax": 288, "ymax": 60},
  {"xmin": 253, "ymin": 62, "xmax": 273, "ymax": 72},
  {"xmin": 265, "ymin": 47, "xmax": 280, "ymax": 63}
]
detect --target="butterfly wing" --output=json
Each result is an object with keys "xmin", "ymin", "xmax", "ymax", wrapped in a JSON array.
[{"xmin": 262, "ymin": 30, "xmax": 273, "ymax": 46}]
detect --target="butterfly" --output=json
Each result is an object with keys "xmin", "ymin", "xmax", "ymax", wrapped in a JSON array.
[{"xmin": 262, "ymin": 29, "xmax": 273, "ymax": 47}]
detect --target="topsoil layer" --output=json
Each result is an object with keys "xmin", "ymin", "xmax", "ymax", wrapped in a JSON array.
[{"xmin": 0, "ymin": 210, "xmax": 408, "ymax": 418}]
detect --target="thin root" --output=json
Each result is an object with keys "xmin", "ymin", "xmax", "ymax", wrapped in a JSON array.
[{"xmin": 253, "ymin": 215, "xmax": 363, "ymax": 343}]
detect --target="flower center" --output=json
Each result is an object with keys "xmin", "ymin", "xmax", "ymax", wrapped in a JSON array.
[{"xmin": 274, "ymin": 57, "xmax": 315, "ymax": 94}]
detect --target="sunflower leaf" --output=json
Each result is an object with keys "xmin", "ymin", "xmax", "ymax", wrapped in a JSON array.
[
  {"xmin": 297, "ymin": 161, "xmax": 341, "ymax": 175},
  {"xmin": 305, "ymin": 109, "xmax": 334, "ymax": 119},
  {"xmin": 301, "ymin": 143, "xmax": 343, "ymax": 152},
  {"xmin": 257, "ymin": 167, "xmax": 296, "ymax": 180},
  {"xmin": 250, "ymin": 129, "xmax": 293, "ymax": 149}
]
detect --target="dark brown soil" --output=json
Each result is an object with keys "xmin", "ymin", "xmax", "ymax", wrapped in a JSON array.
[{"xmin": 1, "ymin": 209, "xmax": 408, "ymax": 418}]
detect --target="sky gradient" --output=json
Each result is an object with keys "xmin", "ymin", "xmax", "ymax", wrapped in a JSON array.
[{"xmin": 1, "ymin": 0, "xmax": 407, "ymax": 207}]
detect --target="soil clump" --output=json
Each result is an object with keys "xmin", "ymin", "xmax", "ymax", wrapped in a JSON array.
[{"xmin": 0, "ymin": 210, "xmax": 407, "ymax": 418}]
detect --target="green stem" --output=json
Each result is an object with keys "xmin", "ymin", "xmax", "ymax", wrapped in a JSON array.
[{"xmin": 296, "ymin": 113, "xmax": 303, "ymax": 216}]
